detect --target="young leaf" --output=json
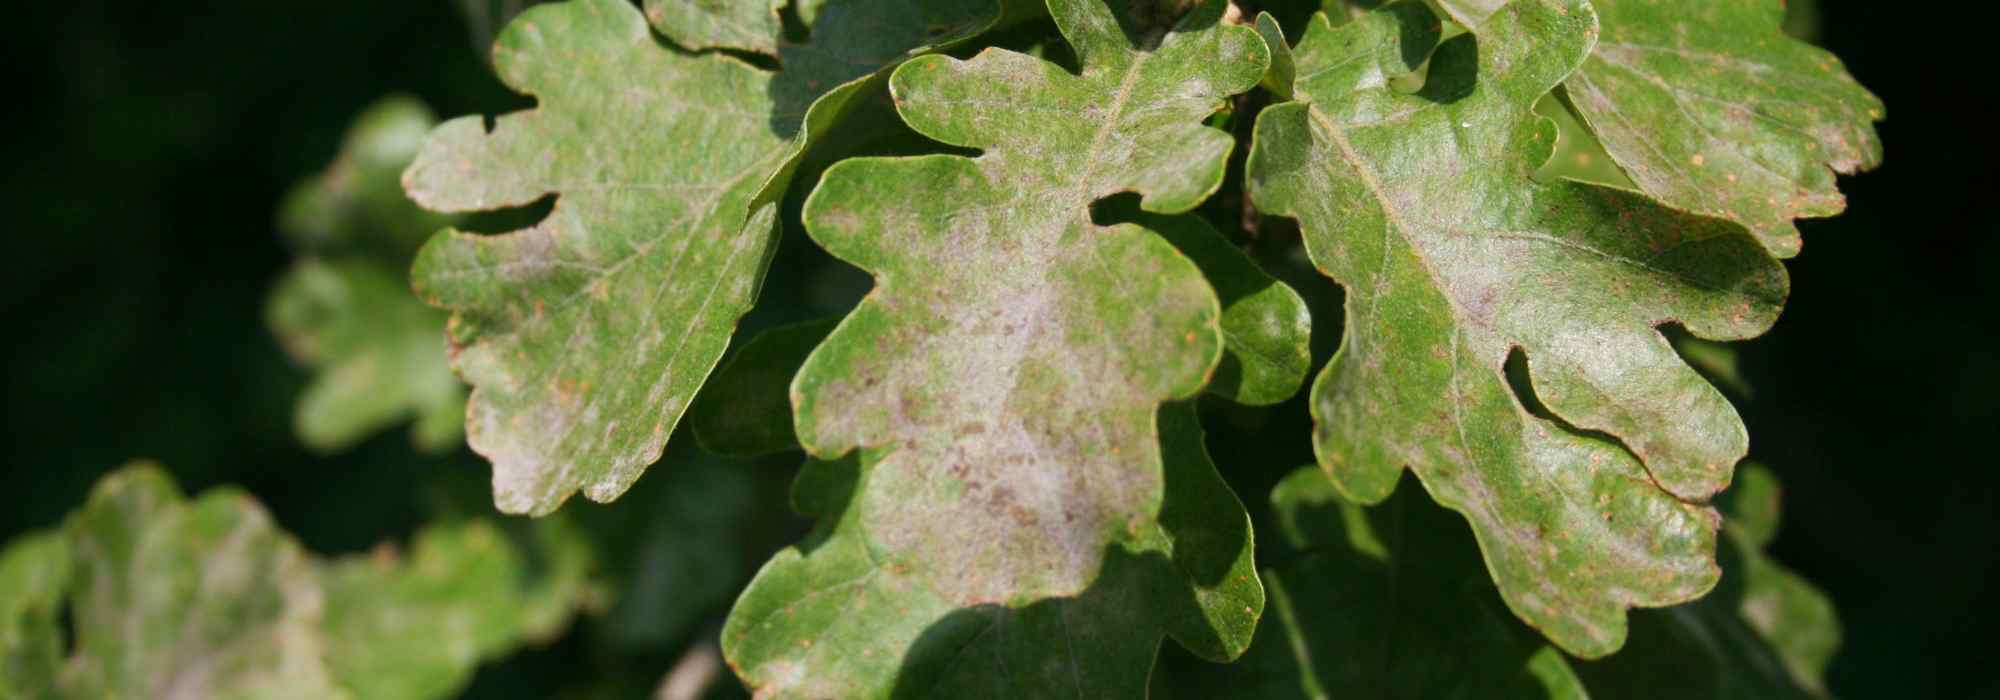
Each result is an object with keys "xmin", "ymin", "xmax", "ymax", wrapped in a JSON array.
[
  {"xmin": 1151, "ymin": 469, "xmax": 1589, "ymax": 699},
  {"xmin": 1437, "ymin": 0, "xmax": 1885, "ymax": 257},
  {"xmin": 61, "ymin": 465, "xmax": 345, "ymax": 699},
  {"xmin": 726, "ymin": 403, "xmax": 1260, "ymax": 697},
  {"xmin": 403, "ymin": 0, "xmax": 1009, "ymax": 514},
  {"xmin": 1250, "ymin": 0, "xmax": 1787, "ymax": 656},
  {"xmin": 1576, "ymin": 464, "xmax": 1841, "ymax": 698},
  {"xmin": 269, "ymin": 96, "xmax": 464, "ymax": 454}
]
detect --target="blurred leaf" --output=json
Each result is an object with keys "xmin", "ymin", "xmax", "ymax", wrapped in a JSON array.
[
  {"xmin": 1151, "ymin": 469, "xmax": 1588, "ymax": 699},
  {"xmin": 573, "ymin": 452, "xmax": 764, "ymax": 651},
  {"xmin": 511, "ymin": 514, "xmax": 598, "ymax": 643},
  {"xmin": 1576, "ymin": 464, "xmax": 1840, "ymax": 698},
  {"xmin": 268, "ymin": 96, "xmax": 465, "ymax": 454},
  {"xmin": 1781, "ymin": 0, "xmax": 1822, "ymax": 43},
  {"xmin": 0, "ymin": 464, "xmax": 593, "ymax": 700},
  {"xmin": 1530, "ymin": 89, "xmax": 1631, "ymax": 188},
  {"xmin": 0, "ymin": 532, "xmax": 69, "ymax": 700},
  {"xmin": 320, "ymin": 519, "xmax": 586, "ymax": 700},
  {"xmin": 1250, "ymin": 0, "xmax": 1784, "ymax": 656},
  {"xmin": 268, "ymin": 258, "xmax": 464, "ymax": 453},
  {"xmin": 456, "ymin": 0, "xmax": 542, "ymax": 59},
  {"xmin": 59, "ymin": 464, "xmax": 346, "ymax": 699},
  {"xmin": 1671, "ymin": 329, "xmax": 1754, "ymax": 399},
  {"xmin": 403, "ymin": 0, "xmax": 1009, "ymax": 514},
  {"xmin": 278, "ymin": 96, "xmax": 453, "ymax": 257}
]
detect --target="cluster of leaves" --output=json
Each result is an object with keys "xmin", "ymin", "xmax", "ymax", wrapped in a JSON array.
[
  {"xmin": 0, "ymin": 464, "xmax": 587, "ymax": 699},
  {"xmin": 3, "ymin": 0, "xmax": 1882, "ymax": 696}
]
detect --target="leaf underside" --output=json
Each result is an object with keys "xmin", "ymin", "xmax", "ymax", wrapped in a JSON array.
[
  {"xmin": 723, "ymin": 1, "xmax": 1275, "ymax": 695},
  {"xmin": 403, "ymin": 0, "xmax": 1006, "ymax": 514},
  {"xmin": 1250, "ymin": 0, "xmax": 1789, "ymax": 656}
]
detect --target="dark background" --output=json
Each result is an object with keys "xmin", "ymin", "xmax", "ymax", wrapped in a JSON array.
[{"xmin": 0, "ymin": 1, "xmax": 1991, "ymax": 697}]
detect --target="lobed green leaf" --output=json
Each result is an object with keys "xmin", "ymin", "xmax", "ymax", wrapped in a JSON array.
[
  {"xmin": 1250, "ymin": 0, "xmax": 1787, "ymax": 656},
  {"xmin": 402, "ymin": 0, "xmax": 1009, "ymax": 514},
  {"xmin": 725, "ymin": 1, "xmax": 1273, "ymax": 693}
]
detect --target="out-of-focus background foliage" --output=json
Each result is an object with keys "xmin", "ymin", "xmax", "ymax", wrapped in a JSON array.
[{"xmin": 0, "ymin": 0, "xmax": 1991, "ymax": 696}]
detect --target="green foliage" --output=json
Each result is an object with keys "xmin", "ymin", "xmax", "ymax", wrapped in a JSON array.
[
  {"xmin": 0, "ymin": 464, "xmax": 588, "ymax": 700},
  {"xmin": 403, "ymin": 0, "xmax": 1010, "ymax": 515},
  {"xmin": 1574, "ymin": 464, "xmax": 1841, "ymax": 698},
  {"xmin": 9, "ymin": 0, "xmax": 1884, "ymax": 696}
]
